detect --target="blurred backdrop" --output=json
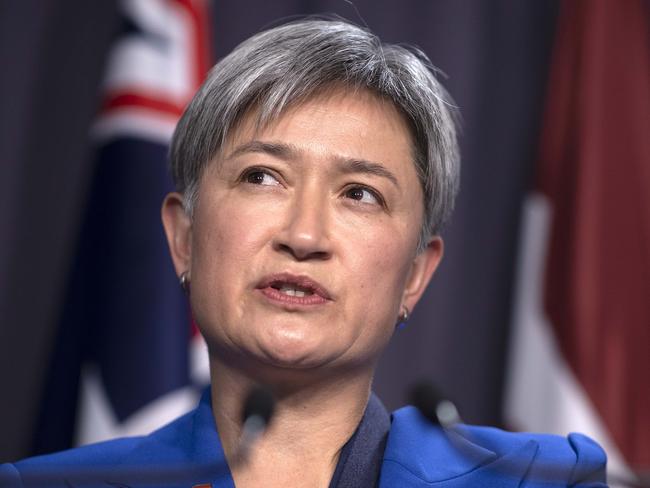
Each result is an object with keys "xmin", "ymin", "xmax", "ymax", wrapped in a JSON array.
[{"xmin": 0, "ymin": 0, "xmax": 648, "ymax": 482}]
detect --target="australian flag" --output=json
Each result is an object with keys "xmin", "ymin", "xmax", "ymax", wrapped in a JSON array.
[{"xmin": 32, "ymin": 0, "xmax": 211, "ymax": 454}]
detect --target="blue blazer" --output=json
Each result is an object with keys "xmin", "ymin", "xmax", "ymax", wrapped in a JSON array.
[{"xmin": 0, "ymin": 390, "xmax": 607, "ymax": 487}]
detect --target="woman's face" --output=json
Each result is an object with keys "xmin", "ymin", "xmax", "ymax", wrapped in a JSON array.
[{"xmin": 163, "ymin": 89, "xmax": 442, "ymax": 375}]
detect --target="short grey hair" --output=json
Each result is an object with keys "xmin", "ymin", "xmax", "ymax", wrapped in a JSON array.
[{"xmin": 170, "ymin": 18, "xmax": 460, "ymax": 251}]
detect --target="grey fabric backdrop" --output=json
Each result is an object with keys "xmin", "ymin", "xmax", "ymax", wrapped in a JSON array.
[
  {"xmin": 0, "ymin": 0, "xmax": 120, "ymax": 460},
  {"xmin": 0, "ymin": 0, "xmax": 558, "ymax": 461}
]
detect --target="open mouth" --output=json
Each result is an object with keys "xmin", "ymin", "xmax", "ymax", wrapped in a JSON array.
[
  {"xmin": 256, "ymin": 273, "xmax": 332, "ymax": 305},
  {"xmin": 270, "ymin": 282, "xmax": 315, "ymax": 298}
]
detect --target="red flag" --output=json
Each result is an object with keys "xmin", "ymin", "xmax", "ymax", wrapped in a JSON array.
[{"xmin": 506, "ymin": 0, "xmax": 650, "ymax": 477}]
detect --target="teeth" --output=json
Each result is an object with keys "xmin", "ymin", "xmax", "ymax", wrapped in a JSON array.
[{"xmin": 278, "ymin": 284, "xmax": 311, "ymax": 297}]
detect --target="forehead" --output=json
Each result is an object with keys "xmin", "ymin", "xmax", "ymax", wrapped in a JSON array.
[{"xmin": 219, "ymin": 88, "xmax": 417, "ymax": 176}]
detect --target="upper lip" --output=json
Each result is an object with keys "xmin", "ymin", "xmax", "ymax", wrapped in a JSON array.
[{"xmin": 256, "ymin": 272, "xmax": 333, "ymax": 300}]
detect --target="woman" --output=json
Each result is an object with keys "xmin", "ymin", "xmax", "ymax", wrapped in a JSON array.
[{"xmin": 0, "ymin": 18, "xmax": 606, "ymax": 488}]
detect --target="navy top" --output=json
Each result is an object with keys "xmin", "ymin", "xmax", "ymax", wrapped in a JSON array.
[{"xmin": 328, "ymin": 393, "xmax": 389, "ymax": 487}]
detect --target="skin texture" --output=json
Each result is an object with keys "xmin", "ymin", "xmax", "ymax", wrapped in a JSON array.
[{"xmin": 162, "ymin": 88, "xmax": 443, "ymax": 487}]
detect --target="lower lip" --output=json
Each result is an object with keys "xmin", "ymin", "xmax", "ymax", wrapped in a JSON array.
[{"xmin": 258, "ymin": 287, "xmax": 330, "ymax": 307}]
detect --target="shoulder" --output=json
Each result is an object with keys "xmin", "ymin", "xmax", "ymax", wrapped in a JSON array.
[
  {"xmin": 0, "ymin": 436, "xmax": 142, "ymax": 488},
  {"xmin": 380, "ymin": 406, "xmax": 607, "ymax": 487},
  {"xmin": 0, "ymin": 409, "xmax": 197, "ymax": 487}
]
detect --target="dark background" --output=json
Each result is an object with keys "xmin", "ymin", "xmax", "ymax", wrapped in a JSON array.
[{"xmin": 0, "ymin": 0, "xmax": 559, "ymax": 461}]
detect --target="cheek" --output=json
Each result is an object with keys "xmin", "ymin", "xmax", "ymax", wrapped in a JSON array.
[
  {"xmin": 193, "ymin": 193, "xmax": 281, "ymax": 269},
  {"xmin": 343, "ymin": 209, "xmax": 417, "ymax": 284},
  {"xmin": 189, "ymin": 197, "xmax": 276, "ymax": 322},
  {"xmin": 345, "ymin": 228, "xmax": 414, "ymax": 338}
]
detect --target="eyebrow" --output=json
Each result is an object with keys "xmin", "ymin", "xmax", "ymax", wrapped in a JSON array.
[
  {"xmin": 335, "ymin": 158, "xmax": 399, "ymax": 188},
  {"xmin": 226, "ymin": 140, "xmax": 399, "ymax": 188},
  {"xmin": 226, "ymin": 140, "xmax": 298, "ymax": 161}
]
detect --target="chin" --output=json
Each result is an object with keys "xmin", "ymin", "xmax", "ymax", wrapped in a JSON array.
[{"xmin": 255, "ymin": 328, "xmax": 332, "ymax": 370}]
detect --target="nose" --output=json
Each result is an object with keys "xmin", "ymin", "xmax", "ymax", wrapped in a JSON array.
[{"xmin": 273, "ymin": 186, "xmax": 333, "ymax": 261}]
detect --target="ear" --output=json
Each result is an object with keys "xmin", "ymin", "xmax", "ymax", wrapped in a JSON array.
[
  {"xmin": 161, "ymin": 192, "xmax": 192, "ymax": 277},
  {"xmin": 401, "ymin": 237, "xmax": 444, "ymax": 313}
]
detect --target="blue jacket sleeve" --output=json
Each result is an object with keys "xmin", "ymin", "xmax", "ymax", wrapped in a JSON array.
[
  {"xmin": 567, "ymin": 432, "xmax": 609, "ymax": 486},
  {"xmin": 380, "ymin": 407, "xmax": 608, "ymax": 487},
  {"xmin": 0, "ymin": 463, "xmax": 23, "ymax": 488}
]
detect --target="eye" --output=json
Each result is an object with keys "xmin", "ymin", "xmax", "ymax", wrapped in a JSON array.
[
  {"xmin": 242, "ymin": 168, "xmax": 280, "ymax": 186},
  {"xmin": 344, "ymin": 186, "xmax": 383, "ymax": 206}
]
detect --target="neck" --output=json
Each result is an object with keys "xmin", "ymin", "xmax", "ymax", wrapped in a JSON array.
[{"xmin": 209, "ymin": 356, "xmax": 374, "ymax": 488}]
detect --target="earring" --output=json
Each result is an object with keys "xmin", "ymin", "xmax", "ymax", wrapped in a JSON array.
[
  {"xmin": 179, "ymin": 271, "xmax": 190, "ymax": 294},
  {"xmin": 396, "ymin": 305, "xmax": 410, "ymax": 330}
]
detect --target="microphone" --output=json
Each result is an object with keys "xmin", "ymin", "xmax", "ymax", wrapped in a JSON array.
[
  {"xmin": 235, "ymin": 385, "xmax": 276, "ymax": 464},
  {"xmin": 409, "ymin": 381, "xmax": 462, "ymax": 427}
]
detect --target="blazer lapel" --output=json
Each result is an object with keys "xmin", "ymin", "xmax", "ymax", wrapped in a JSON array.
[{"xmin": 379, "ymin": 407, "xmax": 539, "ymax": 487}]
